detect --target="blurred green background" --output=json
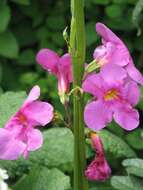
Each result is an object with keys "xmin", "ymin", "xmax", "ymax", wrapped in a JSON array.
[{"xmin": 1, "ymin": 0, "xmax": 143, "ymax": 189}]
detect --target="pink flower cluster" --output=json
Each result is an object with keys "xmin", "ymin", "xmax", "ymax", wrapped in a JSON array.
[
  {"xmin": 83, "ymin": 23, "xmax": 142, "ymax": 131},
  {"xmin": 0, "ymin": 86, "xmax": 53, "ymax": 160}
]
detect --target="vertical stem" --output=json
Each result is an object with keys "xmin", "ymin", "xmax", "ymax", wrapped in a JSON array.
[{"xmin": 70, "ymin": 0, "xmax": 89, "ymax": 190}]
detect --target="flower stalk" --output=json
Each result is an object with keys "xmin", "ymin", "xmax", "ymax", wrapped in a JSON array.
[{"xmin": 70, "ymin": 0, "xmax": 89, "ymax": 189}]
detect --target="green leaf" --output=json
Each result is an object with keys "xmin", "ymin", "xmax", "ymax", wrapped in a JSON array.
[
  {"xmin": 0, "ymin": 31, "xmax": 19, "ymax": 58},
  {"xmin": 86, "ymin": 22, "xmax": 98, "ymax": 46},
  {"xmin": 126, "ymin": 129, "xmax": 143, "ymax": 149},
  {"xmin": 0, "ymin": 4, "xmax": 11, "ymax": 32},
  {"xmin": 99, "ymin": 130, "xmax": 136, "ymax": 158},
  {"xmin": 92, "ymin": 0, "xmax": 110, "ymax": 5},
  {"xmin": 29, "ymin": 128, "xmax": 74, "ymax": 168},
  {"xmin": 105, "ymin": 5, "xmax": 123, "ymax": 19},
  {"xmin": 11, "ymin": 0, "xmax": 30, "ymax": 5},
  {"xmin": 0, "ymin": 91, "xmax": 26, "ymax": 127},
  {"xmin": 13, "ymin": 167, "xmax": 71, "ymax": 190},
  {"xmin": 111, "ymin": 176, "xmax": 143, "ymax": 190},
  {"xmin": 18, "ymin": 49, "xmax": 35, "ymax": 65},
  {"xmin": 138, "ymin": 86, "xmax": 143, "ymax": 109},
  {"xmin": 132, "ymin": 0, "xmax": 143, "ymax": 36},
  {"xmin": 122, "ymin": 158, "xmax": 143, "ymax": 177}
]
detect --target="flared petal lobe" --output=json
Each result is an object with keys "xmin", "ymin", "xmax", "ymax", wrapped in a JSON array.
[
  {"xmin": 36, "ymin": 48, "xmax": 59, "ymax": 75},
  {"xmin": 84, "ymin": 100, "xmax": 112, "ymax": 131},
  {"xmin": 0, "ymin": 129, "xmax": 26, "ymax": 160},
  {"xmin": 23, "ymin": 101, "xmax": 54, "ymax": 126},
  {"xmin": 113, "ymin": 105, "xmax": 139, "ymax": 131}
]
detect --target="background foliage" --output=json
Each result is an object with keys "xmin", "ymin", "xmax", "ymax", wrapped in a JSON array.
[{"xmin": 1, "ymin": 0, "xmax": 143, "ymax": 189}]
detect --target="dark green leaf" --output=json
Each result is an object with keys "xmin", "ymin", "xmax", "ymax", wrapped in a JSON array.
[
  {"xmin": 132, "ymin": 0, "xmax": 143, "ymax": 35},
  {"xmin": 0, "ymin": 4, "xmax": 11, "ymax": 32},
  {"xmin": 0, "ymin": 32, "xmax": 19, "ymax": 58},
  {"xmin": 126, "ymin": 129, "xmax": 143, "ymax": 149}
]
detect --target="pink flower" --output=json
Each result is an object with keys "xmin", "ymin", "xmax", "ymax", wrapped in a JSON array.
[
  {"xmin": 93, "ymin": 22, "xmax": 143, "ymax": 85},
  {"xmin": 83, "ymin": 65, "xmax": 140, "ymax": 131},
  {"xmin": 0, "ymin": 86, "xmax": 54, "ymax": 160},
  {"xmin": 85, "ymin": 133, "xmax": 111, "ymax": 181},
  {"xmin": 36, "ymin": 49, "xmax": 72, "ymax": 102}
]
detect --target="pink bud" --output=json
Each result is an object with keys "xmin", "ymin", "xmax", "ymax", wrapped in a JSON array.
[{"xmin": 85, "ymin": 133, "xmax": 111, "ymax": 181}]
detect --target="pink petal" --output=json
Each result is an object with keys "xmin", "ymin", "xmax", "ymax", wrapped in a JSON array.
[
  {"xmin": 100, "ymin": 63, "xmax": 127, "ymax": 84},
  {"xmin": 96, "ymin": 22, "xmax": 123, "ymax": 45},
  {"xmin": 82, "ymin": 74, "xmax": 104, "ymax": 98},
  {"xmin": 126, "ymin": 60, "xmax": 143, "ymax": 85},
  {"xmin": 85, "ymin": 156, "xmax": 111, "ymax": 181},
  {"xmin": 123, "ymin": 80, "xmax": 140, "ymax": 106},
  {"xmin": 36, "ymin": 48, "xmax": 59, "ymax": 75},
  {"xmin": 27, "ymin": 129, "xmax": 43, "ymax": 151},
  {"xmin": 60, "ymin": 53, "xmax": 72, "ymax": 82},
  {"xmin": 0, "ymin": 129, "xmax": 26, "ymax": 160},
  {"xmin": 84, "ymin": 100, "xmax": 112, "ymax": 131},
  {"xmin": 23, "ymin": 101, "xmax": 54, "ymax": 126},
  {"xmin": 23, "ymin": 85, "xmax": 40, "ymax": 106},
  {"xmin": 113, "ymin": 106, "xmax": 139, "ymax": 131}
]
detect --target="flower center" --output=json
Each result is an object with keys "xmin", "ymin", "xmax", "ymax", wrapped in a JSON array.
[
  {"xmin": 18, "ymin": 112, "xmax": 27, "ymax": 125},
  {"xmin": 104, "ymin": 89, "xmax": 118, "ymax": 101}
]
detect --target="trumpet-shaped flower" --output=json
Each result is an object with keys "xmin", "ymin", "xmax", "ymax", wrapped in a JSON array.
[
  {"xmin": 85, "ymin": 133, "xmax": 111, "ymax": 181},
  {"xmin": 93, "ymin": 22, "xmax": 143, "ymax": 85},
  {"xmin": 36, "ymin": 49, "xmax": 72, "ymax": 103},
  {"xmin": 0, "ymin": 86, "xmax": 53, "ymax": 160},
  {"xmin": 83, "ymin": 65, "xmax": 140, "ymax": 131}
]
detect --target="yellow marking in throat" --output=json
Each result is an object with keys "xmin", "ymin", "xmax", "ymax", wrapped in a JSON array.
[{"xmin": 104, "ymin": 89, "xmax": 118, "ymax": 101}]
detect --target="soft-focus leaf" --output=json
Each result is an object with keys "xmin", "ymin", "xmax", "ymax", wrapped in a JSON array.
[
  {"xmin": 132, "ymin": 0, "xmax": 143, "ymax": 35},
  {"xmin": 122, "ymin": 158, "xmax": 143, "ymax": 177},
  {"xmin": 138, "ymin": 86, "xmax": 143, "ymax": 109},
  {"xmin": 13, "ymin": 167, "xmax": 71, "ymax": 190},
  {"xmin": 92, "ymin": 0, "xmax": 110, "ymax": 5},
  {"xmin": 126, "ymin": 129, "xmax": 143, "ymax": 149},
  {"xmin": 0, "ymin": 4, "xmax": 11, "ymax": 32},
  {"xmin": 29, "ymin": 128, "xmax": 74, "ymax": 168},
  {"xmin": 111, "ymin": 176, "xmax": 143, "ymax": 190},
  {"xmin": 11, "ymin": 0, "xmax": 30, "ymax": 5},
  {"xmin": 86, "ymin": 22, "xmax": 98, "ymax": 46},
  {"xmin": 0, "ymin": 91, "xmax": 26, "ymax": 127},
  {"xmin": 0, "ymin": 32, "xmax": 19, "ymax": 58},
  {"xmin": 99, "ymin": 130, "xmax": 136, "ymax": 158},
  {"xmin": 18, "ymin": 49, "xmax": 35, "ymax": 65},
  {"xmin": 105, "ymin": 5, "xmax": 123, "ymax": 19}
]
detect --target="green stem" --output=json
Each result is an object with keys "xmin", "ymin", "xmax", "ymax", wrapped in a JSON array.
[{"xmin": 70, "ymin": 0, "xmax": 89, "ymax": 190}]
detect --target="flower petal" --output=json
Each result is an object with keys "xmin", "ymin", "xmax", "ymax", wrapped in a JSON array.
[
  {"xmin": 113, "ymin": 105, "xmax": 139, "ymax": 130},
  {"xmin": 123, "ymin": 80, "xmax": 140, "ymax": 106},
  {"xmin": 36, "ymin": 48, "xmax": 59, "ymax": 75},
  {"xmin": 60, "ymin": 53, "xmax": 72, "ymax": 82},
  {"xmin": 82, "ymin": 74, "xmax": 104, "ymax": 98},
  {"xmin": 0, "ymin": 129, "xmax": 25, "ymax": 160},
  {"xmin": 126, "ymin": 60, "xmax": 143, "ymax": 85},
  {"xmin": 96, "ymin": 22, "xmax": 123, "ymax": 45},
  {"xmin": 23, "ymin": 101, "xmax": 54, "ymax": 126},
  {"xmin": 100, "ymin": 63, "xmax": 127, "ymax": 84},
  {"xmin": 23, "ymin": 85, "xmax": 40, "ymax": 106},
  {"xmin": 84, "ymin": 100, "xmax": 112, "ymax": 131},
  {"xmin": 27, "ymin": 129, "xmax": 43, "ymax": 151}
]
